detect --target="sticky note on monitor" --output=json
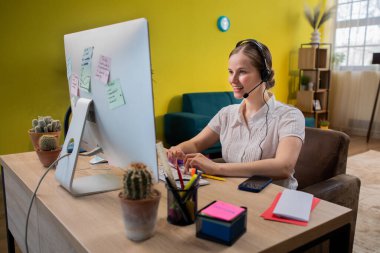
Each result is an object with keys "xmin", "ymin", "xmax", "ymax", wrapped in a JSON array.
[
  {"xmin": 66, "ymin": 57, "xmax": 72, "ymax": 79},
  {"xmin": 80, "ymin": 47, "xmax": 94, "ymax": 92},
  {"xmin": 95, "ymin": 55, "xmax": 111, "ymax": 84},
  {"xmin": 70, "ymin": 73, "xmax": 79, "ymax": 96},
  {"xmin": 107, "ymin": 79, "xmax": 125, "ymax": 110}
]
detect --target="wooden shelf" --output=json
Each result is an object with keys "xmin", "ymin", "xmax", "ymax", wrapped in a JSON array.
[{"xmin": 296, "ymin": 43, "xmax": 332, "ymax": 127}]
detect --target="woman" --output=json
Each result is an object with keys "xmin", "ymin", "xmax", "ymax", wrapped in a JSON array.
[{"xmin": 167, "ymin": 39, "xmax": 305, "ymax": 189}]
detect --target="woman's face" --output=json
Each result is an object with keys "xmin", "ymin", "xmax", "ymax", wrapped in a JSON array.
[{"xmin": 228, "ymin": 51, "xmax": 262, "ymax": 99}]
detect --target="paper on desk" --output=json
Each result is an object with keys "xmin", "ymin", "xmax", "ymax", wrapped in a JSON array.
[
  {"xmin": 157, "ymin": 160, "xmax": 209, "ymax": 186},
  {"xmin": 260, "ymin": 192, "xmax": 320, "ymax": 226}
]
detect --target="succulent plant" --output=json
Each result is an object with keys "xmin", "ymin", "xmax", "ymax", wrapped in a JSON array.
[
  {"xmin": 30, "ymin": 116, "xmax": 61, "ymax": 133},
  {"xmin": 121, "ymin": 163, "xmax": 154, "ymax": 200},
  {"xmin": 320, "ymin": 120, "xmax": 330, "ymax": 127},
  {"xmin": 39, "ymin": 135, "xmax": 58, "ymax": 151}
]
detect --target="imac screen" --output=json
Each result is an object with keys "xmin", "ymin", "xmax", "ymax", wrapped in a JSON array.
[{"xmin": 57, "ymin": 18, "xmax": 158, "ymax": 195}]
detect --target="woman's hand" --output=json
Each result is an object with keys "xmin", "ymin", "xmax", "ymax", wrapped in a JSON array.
[
  {"xmin": 184, "ymin": 153, "xmax": 219, "ymax": 175},
  {"xmin": 167, "ymin": 146, "xmax": 185, "ymax": 164}
]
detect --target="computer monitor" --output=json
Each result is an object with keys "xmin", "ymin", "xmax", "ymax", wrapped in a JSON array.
[{"xmin": 56, "ymin": 18, "xmax": 158, "ymax": 196}]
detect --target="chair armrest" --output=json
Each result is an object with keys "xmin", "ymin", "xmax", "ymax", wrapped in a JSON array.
[
  {"xmin": 301, "ymin": 174, "xmax": 360, "ymax": 211},
  {"xmin": 301, "ymin": 174, "xmax": 361, "ymax": 252},
  {"xmin": 164, "ymin": 112, "xmax": 211, "ymax": 146}
]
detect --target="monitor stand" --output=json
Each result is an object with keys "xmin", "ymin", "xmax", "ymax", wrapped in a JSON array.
[{"xmin": 55, "ymin": 98, "xmax": 121, "ymax": 196}]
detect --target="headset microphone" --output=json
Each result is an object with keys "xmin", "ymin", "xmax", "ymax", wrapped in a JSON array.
[{"xmin": 243, "ymin": 81, "xmax": 264, "ymax": 98}]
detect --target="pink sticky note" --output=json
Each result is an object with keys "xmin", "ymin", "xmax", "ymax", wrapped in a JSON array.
[
  {"xmin": 96, "ymin": 55, "xmax": 111, "ymax": 84},
  {"xmin": 201, "ymin": 200, "xmax": 245, "ymax": 221},
  {"xmin": 70, "ymin": 73, "xmax": 79, "ymax": 96}
]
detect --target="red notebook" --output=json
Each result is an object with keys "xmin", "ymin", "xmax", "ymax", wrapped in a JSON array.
[{"xmin": 260, "ymin": 192, "xmax": 320, "ymax": 226}]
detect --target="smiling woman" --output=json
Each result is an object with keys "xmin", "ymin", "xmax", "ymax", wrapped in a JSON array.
[{"xmin": 167, "ymin": 39, "xmax": 305, "ymax": 190}]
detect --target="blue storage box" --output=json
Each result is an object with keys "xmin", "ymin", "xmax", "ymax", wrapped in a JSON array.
[
  {"xmin": 196, "ymin": 201, "xmax": 247, "ymax": 246},
  {"xmin": 305, "ymin": 117, "xmax": 315, "ymax": 127}
]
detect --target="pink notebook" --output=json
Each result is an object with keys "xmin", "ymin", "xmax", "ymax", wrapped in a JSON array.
[{"xmin": 201, "ymin": 200, "xmax": 245, "ymax": 221}]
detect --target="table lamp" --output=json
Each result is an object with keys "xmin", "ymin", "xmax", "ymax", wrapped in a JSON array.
[{"xmin": 366, "ymin": 53, "xmax": 380, "ymax": 142}]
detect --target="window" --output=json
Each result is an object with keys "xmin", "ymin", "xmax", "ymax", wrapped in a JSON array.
[{"xmin": 334, "ymin": 0, "xmax": 380, "ymax": 69}]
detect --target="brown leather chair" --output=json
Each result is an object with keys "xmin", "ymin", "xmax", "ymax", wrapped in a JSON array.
[{"xmin": 294, "ymin": 127, "xmax": 361, "ymax": 253}]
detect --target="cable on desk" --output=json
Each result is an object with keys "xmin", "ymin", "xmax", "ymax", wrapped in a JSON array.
[{"xmin": 25, "ymin": 153, "xmax": 70, "ymax": 253}]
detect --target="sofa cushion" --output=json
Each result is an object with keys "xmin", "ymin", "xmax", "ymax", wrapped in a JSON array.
[{"xmin": 182, "ymin": 92, "xmax": 241, "ymax": 117}]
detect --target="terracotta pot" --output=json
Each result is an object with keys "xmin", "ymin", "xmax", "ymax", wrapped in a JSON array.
[
  {"xmin": 320, "ymin": 126, "xmax": 329, "ymax": 130},
  {"xmin": 119, "ymin": 189, "xmax": 161, "ymax": 241},
  {"xmin": 35, "ymin": 147, "xmax": 62, "ymax": 167},
  {"xmin": 28, "ymin": 130, "xmax": 61, "ymax": 151}
]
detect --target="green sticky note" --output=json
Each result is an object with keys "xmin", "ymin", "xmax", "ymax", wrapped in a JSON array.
[
  {"xmin": 107, "ymin": 79, "xmax": 125, "ymax": 110},
  {"xmin": 79, "ymin": 46, "xmax": 94, "ymax": 92},
  {"xmin": 80, "ymin": 63, "xmax": 91, "ymax": 92}
]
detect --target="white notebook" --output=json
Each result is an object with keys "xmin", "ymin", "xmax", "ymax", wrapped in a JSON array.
[{"xmin": 273, "ymin": 189, "xmax": 313, "ymax": 222}]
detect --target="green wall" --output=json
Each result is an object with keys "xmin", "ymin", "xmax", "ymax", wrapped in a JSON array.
[{"xmin": 0, "ymin": 0, "xmax": 324, "ymax": 155}]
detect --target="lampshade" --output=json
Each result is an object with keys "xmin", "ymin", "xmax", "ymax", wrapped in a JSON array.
[{"xmin": 373, "ymin": 53, "xmax": 380, "ymax": 64}]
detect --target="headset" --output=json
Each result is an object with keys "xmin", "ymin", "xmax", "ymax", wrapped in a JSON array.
[
  {"xmin": 235, "ymin": 39, "xmax": 271, "ymax": 160},
  {"xmin": 235, "ymin": 39, "xmax": 272, "ymax": 83}
]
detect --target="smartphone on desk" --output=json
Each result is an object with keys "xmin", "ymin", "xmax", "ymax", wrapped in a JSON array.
[{"xmin": 238, "ymin": 175, "xmax": 272, "ymax": 193}]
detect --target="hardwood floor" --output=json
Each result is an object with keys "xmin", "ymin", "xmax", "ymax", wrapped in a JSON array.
[
  {"xmin": 348, "ymin": 135, "xmax": 380, "ymax": 156},
  {"xmin": 1, "ymin": 135, "xmax": 380, "ymax": 253}
]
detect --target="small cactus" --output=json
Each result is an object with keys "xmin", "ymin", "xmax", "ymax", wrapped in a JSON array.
[
  {"xmin": 39, "ymin": 135, "xmax": 58, "ymax": 151},
  {"xmin": 30, "ymin": 116, "xmax": 61, "ymax": 133},
  {"xmin": 121, "ymin": 163, "xmax": 154, "ymax": 200}
]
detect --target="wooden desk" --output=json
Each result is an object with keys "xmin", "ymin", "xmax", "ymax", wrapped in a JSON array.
[{"xmin": 1, "ymin": 152, "xmax": 352, "ymax": 253}]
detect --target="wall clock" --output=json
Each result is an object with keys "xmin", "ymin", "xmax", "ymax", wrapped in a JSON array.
[{"xmin": 217, "ymin": 16, "xmax": 230, "ymax": 32}]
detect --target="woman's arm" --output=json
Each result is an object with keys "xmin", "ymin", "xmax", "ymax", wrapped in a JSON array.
[
  {"xmin": 185, "ymin": 136, "xmax": 303, "ymax": 180},
  {"xmin": 167, "ymin": 126, "xmax": 219, "ymax": 160}
]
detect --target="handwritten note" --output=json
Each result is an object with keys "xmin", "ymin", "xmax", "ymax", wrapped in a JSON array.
[
  {"xmin": 95, "ymin": 55, "xmax": 111, "ymax": 84},
  {"xmin": 80, "ymin": 47, "xmax": 94, "ymax": 92},
  {"xmin": 70, "ymin": 73, "xmax": 79, "ymax": 96},
  {"xmin": 201, "ymin": 200, "xmax": 245, "ymax": 221},
  {"xmin": 66, "ymin": 57, "xmax": 72, "ymax": 79},
  {"xmin": 107, "ymin": 79, "xmax": 125, "ymax": 110}
]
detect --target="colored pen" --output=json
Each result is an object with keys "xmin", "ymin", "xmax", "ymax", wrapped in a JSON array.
[
  {"xmin": 176, "ymin": 161, "xmax": 185, "ymax": 189},
  {"xmin": 201, "ymin": 174, "xmax": 226, "ymax": 181}
]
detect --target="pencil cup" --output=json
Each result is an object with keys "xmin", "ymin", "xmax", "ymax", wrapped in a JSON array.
[{"xmin": 166, "ymin": 179, "xmax": 199, "ymax": 226}]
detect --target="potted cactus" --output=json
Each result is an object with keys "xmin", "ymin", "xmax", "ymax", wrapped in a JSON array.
[
  {"xmin": 29, "ymin": 116, "xmax": 61, "ymax": 151},
  {"xmin": 119, "ymin": 163, "xmax": 161, "ymax": 241},
  {"xmin": 35, "ymin": 135, "xmax": 62, "ymax": 167}
]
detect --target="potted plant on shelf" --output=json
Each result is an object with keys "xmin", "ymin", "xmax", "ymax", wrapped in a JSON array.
[
  {"xmin": 36, "ymin": 135, "xmax": 62, "ymax": 167},
  {"xmin": 29, "ymin": 116, "xmax": 61, "ymax": 151},
  {"xmin": 319, "ymin": 120, "xmax": 330, "ymax": 130},
  {"xmin": 300, "ymin": 75, "xmax": 310, "ymax": 91},
  {"xmin": 119, "ymin": 163, "xmax": 161, "ymax": 241}
]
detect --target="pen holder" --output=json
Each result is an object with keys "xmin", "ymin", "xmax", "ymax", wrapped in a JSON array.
[{"xmin": 166, "ymin": 179, "xmax": 199, "ymax": 226}]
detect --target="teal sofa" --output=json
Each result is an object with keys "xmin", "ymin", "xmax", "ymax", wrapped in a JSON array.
[{"xmin": 164, "ymin": 92, "xmax": 241, "ymax": 155}]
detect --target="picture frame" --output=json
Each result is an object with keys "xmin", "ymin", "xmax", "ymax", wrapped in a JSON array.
[{"xmin": 313, "ymin": 99, "xmax": 321, "ymax": 111}]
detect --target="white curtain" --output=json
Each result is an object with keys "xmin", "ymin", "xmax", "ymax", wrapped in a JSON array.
[{"xmin": 330, "ymin": 71, "xmax": 380, "ymax": 138}]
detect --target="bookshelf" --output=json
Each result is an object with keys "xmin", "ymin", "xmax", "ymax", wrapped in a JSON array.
[{"xmin": 296, "ymin": 43, "xmax": 331, "ymax": 127}]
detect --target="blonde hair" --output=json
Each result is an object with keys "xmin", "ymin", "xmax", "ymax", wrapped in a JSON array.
[{"xmin": 229, "ymin": 40, "xmax": 275, "ymax": 89}]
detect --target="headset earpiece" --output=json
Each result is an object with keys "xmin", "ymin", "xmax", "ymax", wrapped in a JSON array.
[
  {"xmin": 261, "ymin": 68, "xmax": 271, "ymax": 82},
  {"xmin": 236, "ymin": 39, "xmax": 271, "ymax": 83}
]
